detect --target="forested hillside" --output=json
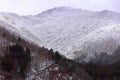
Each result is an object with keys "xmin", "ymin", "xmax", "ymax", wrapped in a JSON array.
[{"xmin": 0, "ymin": 25, "xmax": 120, "ymax": 80}]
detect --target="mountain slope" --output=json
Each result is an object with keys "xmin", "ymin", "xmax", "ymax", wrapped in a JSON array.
[
  {"xmin": 1, "ymin": 7, "xmax": 120, "ymax": 80},
  {"xmin": 1, "ymin": 7, "xmax": 120, "ymax": 61},
  {"xmin": 0, "ymin": 25, "xmax": 86, "ymax": 80}
]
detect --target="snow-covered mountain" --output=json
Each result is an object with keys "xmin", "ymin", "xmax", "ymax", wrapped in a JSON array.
[{"xmin": 1, "ymin": 7, "xmax": 120, "ymax": 62}]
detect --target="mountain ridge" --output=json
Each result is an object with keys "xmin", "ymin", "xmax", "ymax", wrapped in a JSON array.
[
  {"xmin": 0, "ymin": 7, "xmax": 120, "ymax": 61},
  {"xmin": 1, "ymin": 7, "xmax": 120, "ymax": 80}
]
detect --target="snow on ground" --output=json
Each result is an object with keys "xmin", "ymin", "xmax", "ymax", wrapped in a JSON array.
[{"xmin": 0, "ymin": 7, "xmax": 120, "ymax": 60}]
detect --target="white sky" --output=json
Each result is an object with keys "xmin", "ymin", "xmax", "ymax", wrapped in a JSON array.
[{"xmin": 0, "ymin": 0, "xmax": 119, "ymax": 15}]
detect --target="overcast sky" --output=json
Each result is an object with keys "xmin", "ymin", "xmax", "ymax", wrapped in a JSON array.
[{"xmin": 0, "ymin": 0, "xmax": 119, "ymax": 15}]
